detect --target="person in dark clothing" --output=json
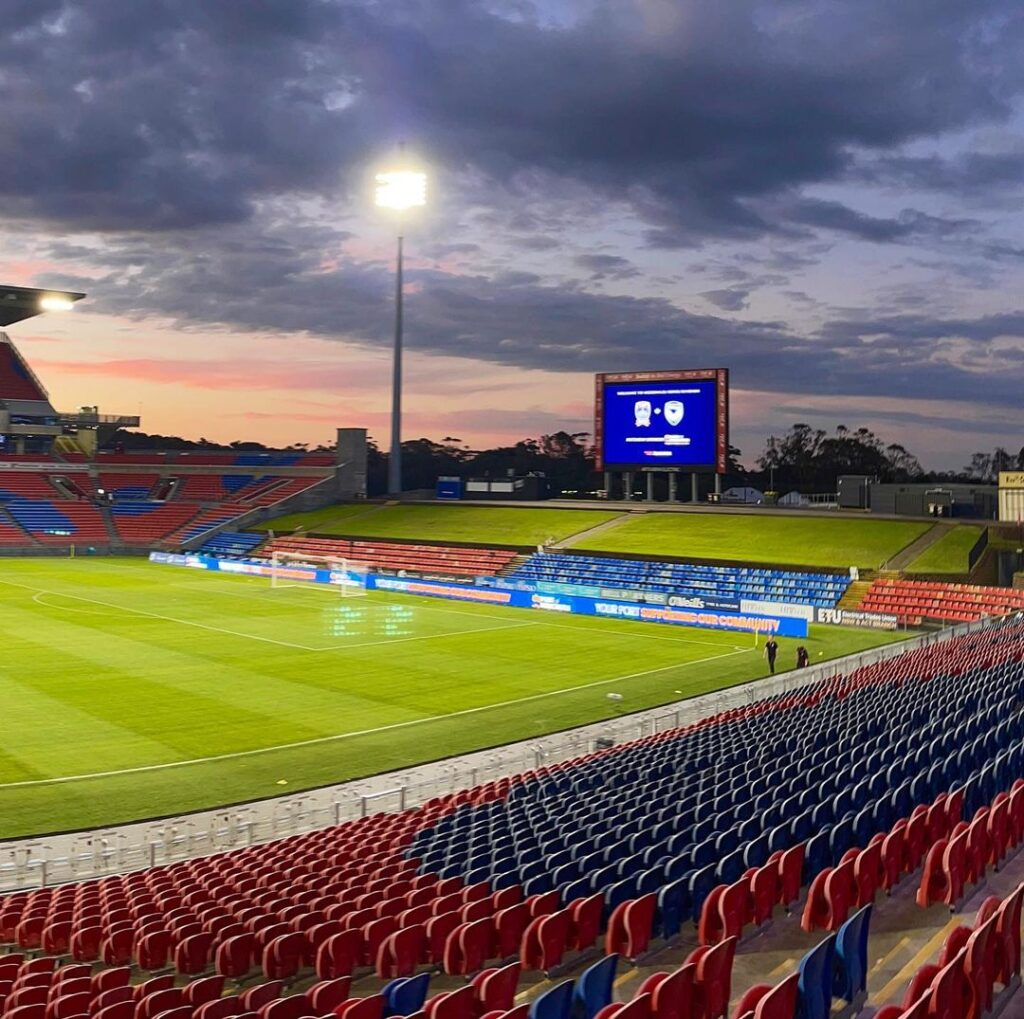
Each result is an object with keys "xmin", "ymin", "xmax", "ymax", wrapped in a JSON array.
[
  {"xmin": 764, "ymin": 637, "xmax": 779, "ymax": 674},
  {"xmin": 796, "ymin": 645, "xmax": 810, "ymax": 669}
]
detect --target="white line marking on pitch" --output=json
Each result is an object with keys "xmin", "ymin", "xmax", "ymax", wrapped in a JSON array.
[
  {"xmin": 4, "ymin": 580, "xmax": 538, "ymax": 653},
  {"xmin": 172, "ymin": 574, "xmax": 742, "ymax": 649},
  {"xmin": 0, "ymin": 647, "xmax": 753, "ymax": 789}
]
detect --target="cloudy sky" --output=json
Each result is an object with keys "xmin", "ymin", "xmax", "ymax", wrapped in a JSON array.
[{"xmin": 2, "ymin": 0, "xmax": 1023, "ymax": 469}]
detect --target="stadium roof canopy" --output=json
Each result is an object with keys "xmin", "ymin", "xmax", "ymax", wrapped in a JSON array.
[{"xmin": 0, "ymin": 285, "xmax": 86, "ymax": 327}]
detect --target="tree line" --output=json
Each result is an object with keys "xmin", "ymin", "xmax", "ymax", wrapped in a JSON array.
[{"xmin": 105, "ymin": 426, "xmax": 1021, "ymax": 498}]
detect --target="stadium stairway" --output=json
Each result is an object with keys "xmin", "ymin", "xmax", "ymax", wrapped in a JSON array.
[
  {"xmin": 0, "ymin": 506, "xmax": 37, "ymax": 546},
  {"xmin": 838, "ymin": 579, "xmax": 873, "ymax": 610}
]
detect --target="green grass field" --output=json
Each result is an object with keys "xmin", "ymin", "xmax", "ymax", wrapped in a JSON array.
[
  {"xmin": 576, "ymin": 513, "xmax": 931, "ymax": 569},
  {"xmin": 905, "ymin": 525, "xmax": 985, "ymax": 575},
  {"xmin": 0, "ymin": 558, "xmax": 907, "ymax": 838},
  {"xmin": 254, "ymin": 503, "xmax": 623, "ymax": 546}
]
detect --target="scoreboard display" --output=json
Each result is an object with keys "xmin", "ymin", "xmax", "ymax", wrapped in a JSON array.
[{"xmin": 595, "ymin": 368, "xmax": 729, "ymax": 473}]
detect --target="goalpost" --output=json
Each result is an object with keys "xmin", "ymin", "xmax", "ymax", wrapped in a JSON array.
[{"xmin": 268, "ymin": 550, "xmax": 369, "ymax": 596}]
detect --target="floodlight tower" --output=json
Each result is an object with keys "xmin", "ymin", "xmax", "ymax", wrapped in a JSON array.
[{"xmin": 375, "ymin": 168, "xmax": 427, "ymax": 496}]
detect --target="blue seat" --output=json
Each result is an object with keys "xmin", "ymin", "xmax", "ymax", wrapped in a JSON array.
[
  {"xmin": 571, "ymin": 954, "xmax": 617, "ymax": 1019},
  {"xmin": 798, "ymin": 932, "xmax": 836, "ymax": 1019},
  {"xmin": 833, "ymin": 905, "xmax": 872, "ymax": 1004},
  {"xmin": 657, "ymin": 877, "xmax": 690, "ymax": 939},
  {"xmin": 688, "ymin": 865, "xmax": 717, "ymax": 924},
  {"xmin": 803, "ymin": 829, "xmax": 831, "ymax": 885},
  {"xmin": 384, "ymin": 972, "xmax": 431, "ymax": 1016},
  {"xmin": 530, "ymin": 980, "xmax": 575, "ymax": 1019}
]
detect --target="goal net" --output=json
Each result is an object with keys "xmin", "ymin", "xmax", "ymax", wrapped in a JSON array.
[{"xmin": 268, "ymin": 550, "xmax": 369, "ymax": 596}]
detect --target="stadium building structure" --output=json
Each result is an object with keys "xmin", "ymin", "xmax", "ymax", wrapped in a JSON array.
[{"xmin": 0, "ymin": 285, "xmax": 365, "ymax": 554}]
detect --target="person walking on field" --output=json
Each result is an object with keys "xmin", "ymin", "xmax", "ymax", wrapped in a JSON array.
[
  {"xmin": 764, "ymin": 636, "xmax": 779, "ymax": 675},
  {"xmin": 796, "ymin": 645, "xmax": 810, "ymax": 669}
]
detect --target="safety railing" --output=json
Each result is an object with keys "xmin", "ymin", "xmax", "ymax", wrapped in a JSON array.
[{"xmin": 0, "ymin": 616, "xmax": 999, "ymax": 893}]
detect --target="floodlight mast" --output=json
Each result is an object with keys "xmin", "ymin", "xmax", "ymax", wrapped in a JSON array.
[{"xmin": 375, "ymin": 169, "xmax": 427, "ymax": 496}]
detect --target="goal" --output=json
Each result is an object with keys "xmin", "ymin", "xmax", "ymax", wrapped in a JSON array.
[{"xmin": 268, "ymin": 550, "xmax": 369, "ymax": 596}]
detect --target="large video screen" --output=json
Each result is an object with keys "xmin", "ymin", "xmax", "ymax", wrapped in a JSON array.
[{"xmin": 595, "ymin": 368, "xmax": 729, "ymax": 473}]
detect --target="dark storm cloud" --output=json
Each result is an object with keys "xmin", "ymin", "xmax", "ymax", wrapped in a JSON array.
[
  {"xmin": 700, "ymin": 289, "xmax": 750, "ymax": 312},
  {"xmin": 573, "ymin": 254, "xmax": 639, "ymax": 280},
  {"xmin": 53, "ymin": 218, "xmax": 1024, "ymax": 410},
  {"xmin": 2, "ymin": 0, "xmax": 1022, "ymax": 237},
  {"xmin": 782, "ymin": 200, "xmax": 976, "ymax": 244}
]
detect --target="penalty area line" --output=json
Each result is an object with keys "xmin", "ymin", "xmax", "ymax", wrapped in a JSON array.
[{"xmin": 0, "ymin": 647, "xmax": 754, "ymax": 790}]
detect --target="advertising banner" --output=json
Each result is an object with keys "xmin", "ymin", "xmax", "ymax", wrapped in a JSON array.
[
  {"xmin": 814, "ymin": 606, "xmax": 900, "ymax": 630},
  {"xmin": 741, "ymin": 599, "xmax": 815, "ymax": 621},
  {"xmin": 150, "ymin": 553, "xmax": 807, "ymax": 637}
]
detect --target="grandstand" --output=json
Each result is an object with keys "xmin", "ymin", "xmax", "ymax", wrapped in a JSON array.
[
  {"xmin": 6, "ymin": 284, "xmax": 1024, "ymax": 1019},
  {"xmin": 0, "ymin": 617, "xmax": 1022, "ymax": 1018}
]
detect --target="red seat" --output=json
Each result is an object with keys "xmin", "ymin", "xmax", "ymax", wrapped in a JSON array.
[
  {"xmin": 70, "ymin": 927, "xmax": 103, "ymax": 964},
  {"xmin": 965, "ymin": 814, "xmax": 990, "ymax": 885},
  {"xmin": 315, "ymin": 931, "xmax": 360, "ymax": 980},
  {"xmin": 333, "ymin": 997, "xmax": 385, "ymax": 1019},
  {"xmin": 41, "ymin": 923, "xmax": 73, "ymax": 957},
  {"xmin": 963, "ymin": 918, "xmax": 996, "ymax": 1019},
  {"xmin": 568, "ymin": 896, "xmax": 603, "ymax": 952},
  {"xmin": 750, "ymin": 973, "xmax": 798, "ymax": 1019},
  {"xmin": 259, "ymin": 999, "xmax": 315, "ymax": 1019},
  {"xmin": 993, "ymin": 883, "xmax": 1024, "ymax": 986},
  {"xmin": 604, "ymin": 896, "xmax": 656, "ymax": 963},
  {"xmin": 133, "ymin": 976, "xmax": 175, "ymax": 1003},
  {"xmin": 94, "ymin": 1004, "xmax": 136, "ymax": 1019},
  {"xmin": 854, "ymin": 842, "xmax": 883, "ymax": 907},
  {"xmin": 494, "ymin": 904, "xmax": 530, "ymax": 961},
  {"xmin": 525, "ymin": 909, "xmax": 570, "ymax": 974},
  {"xmin": 881, "ymin": 827, "xmax": 906, "ymax": 892},
  {"xmin": 176, "ymin": 932, "xmax": 215, "ymax": 976},
  {"xmin": 697, "ymin": 887, "xmax": 726, "ymax": 946},
  {"xmin": 777, "ymin": 845, "xmax": 804, "ymax": 912},
  {"xmin": 46, "ymin": 993, "xmax": 91, "ymax": 1019},
  {"xmin": 426, "ymin": 913, "xmax": 460, "ymax": 966},
  {"xmin": 927, "ymin": 795, "xmax": 950, "ymax": 843},
  {"xmin": 690, "ymin": 936, "xmax": 736, "ymax": 1019},
  {"xmin": 262, "ymin": 933, "xmax": 305, "ymax": 981},
  {"xmin": 94, "ymin": 988, "xmax": 135, "ymax": 1013},
  {"xmin": 184, "ymin": 977, "xmax": 225, "ymax": 1007},
  {"xmin": 137, "ymin": 988, "xmax": 185, "ymax": 1019},
  {"xmin": 988, "ymin": 796, "xmax": 1011, "ymax": 865},
  {"xmin": 101, "ymin": 929, "xmax": 134, "ymax": 968},
  {"xmin": 905, "ymin": 810, "xmax": 928, "ymax": 872},
  {"xmin": 648, "ymin": 963, "xmax": 695, "ymax": 1019},
  {"xmin": 376, "ymin": 925, "xmax": 427, "ymax": 978},
  {"xmin": 195, "ymin": 999, "xmax": 243, "ymax": 1019},
  {"xmin": 801, "ymin": 870, "xmax": 831, "ymax": 932},
  {"xmin": 136, "ymin": 930, "xmax": 172, "ymax": 971},
  {"xmin": 928, "ymin": 952, "xmax": 970, "ymax": 1019},
  {"xmin": 917, "ymin": 841, "xmax": 951, "ymax": 909},
  {"xmin": 750, "ymin": 863, "xmax": 778, "ymax": 926},
  {"xmin": 472, "ymin": 963, "xmax": 520, "ymax": 1014},
  {"xmin": 238, "ymin": 983, "xmax": 283, "ymax": 1014},
  {"xmin": 305, "ymin": 978, "xmax": 351, "ymax": 1015},
  {"xmin": 425, "ymin": 985, "xmax": 479, "ymax": 1019}
]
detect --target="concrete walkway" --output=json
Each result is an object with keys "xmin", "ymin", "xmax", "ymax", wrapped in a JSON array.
[
  {"xmin": 884, "ymin": 521, "xmax": 955, "ymax": 571},
  {"xmin": 555, "ymin": 510, "xmax": 641, "ymax": 548}
]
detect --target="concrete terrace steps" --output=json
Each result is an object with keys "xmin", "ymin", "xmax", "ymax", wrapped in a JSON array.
[{"xmin": 839, "ymin": 579, "xmax": 874, "ymax": 610}]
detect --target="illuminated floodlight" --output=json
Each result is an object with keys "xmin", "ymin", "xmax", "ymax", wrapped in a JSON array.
[
  {"xmin": 374, "ymin": 170, "xmax": 427, "ymax": 211},
  {"xmin": 38, "ymin": 294, "xmax": 75, "ymax": 312}
]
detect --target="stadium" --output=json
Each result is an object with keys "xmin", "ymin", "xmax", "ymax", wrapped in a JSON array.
[
  {"xmin": 1, "ymin": 278, "xmax": 1023, "ymax": 1019},
  {"xmin": 5, "ymin": 3, "xmax": 1024, "ymax": 1016}
]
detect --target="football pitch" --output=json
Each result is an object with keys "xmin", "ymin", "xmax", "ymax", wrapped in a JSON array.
[{"xmin": 0, "ymin": 558, "xmax": 908, "ymax": 838}]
